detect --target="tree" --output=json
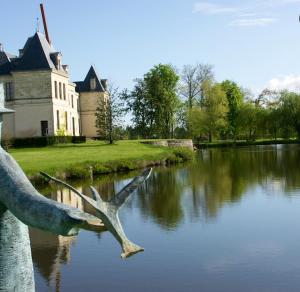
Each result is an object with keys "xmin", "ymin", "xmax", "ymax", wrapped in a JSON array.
[
  {"xmin": 258, "ymin": 89, "xmax": 282, "ymax": 140},
  {"xmin": 257, "ymin": 89, "xmax": 280, "ymax": 106},
  {"xmin": 121, "ymin": 79, "xmax": 152, "ymax": 138},
  {"xmin": 179, "ymin": 63, "xmax": 214, "ymax": 108},
  {"xmin": 122, "ymin": 64, "xmax": 180, "ymax": 139},
  {"xmin": 221, "ymin": 80, "xmax": 244, "ymax": 140},
  {"xmin": 280, "ymin": 91, "xmax": 300, "ymax": 138},
  {"xmin": 188, "ymin": 106, "xmax": 207, "ymax": 140},
  {"xmin": 237, "ymin": 102, "xmax": 260, "ymax": 140},
  {"xmin": 189, "ymin": 81, "xmax": 228, "ymax": 142},
  {"xmin": 265, "ymin": 106, "xmax": 282, "ymax": 140},
  {"xmin": 95, "ymin": 84, "xmax": 124, "ymax": 144},
  {"xmin": 173, "ymin": 100, "xmax": 189, "ymax": 138},
  {"xmin": 144, "ymin": 64, "xmax": 180, "ymax": 138}
]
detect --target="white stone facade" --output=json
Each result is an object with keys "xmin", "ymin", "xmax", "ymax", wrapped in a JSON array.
[
  {"xmin": 1, "ymin": 70, "xmax": 81, "ymax": 138},
  {"xmin": 0, "ymin": 32, "xmax": 108, "ymax": 139},
  {"xmin": 79, "ymin": 91, "xmax": 108, "ymax": 138}
]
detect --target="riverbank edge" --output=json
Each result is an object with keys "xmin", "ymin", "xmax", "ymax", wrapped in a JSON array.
[
  {"xmin": 194, "ymin": 139, "xmax": 300, "ymax": 149},
  {"xmin": 28, "ymin": 147, "xmax": 195, "ymax": 184}
]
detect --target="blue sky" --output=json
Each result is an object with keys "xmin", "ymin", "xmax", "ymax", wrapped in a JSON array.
[{"xmin": 1, "ymin": 0, "xmax": 300, "ymax": 93}]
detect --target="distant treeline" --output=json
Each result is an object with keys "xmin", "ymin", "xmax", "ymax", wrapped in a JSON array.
[{"xmin": 98, "ymin": 63, "xmax": 300, "ymax": 142}]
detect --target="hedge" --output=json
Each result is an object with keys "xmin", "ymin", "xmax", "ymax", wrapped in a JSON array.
[{"xmin": 1, "ymin": 136, "xmax": 86, "ymax": 148}]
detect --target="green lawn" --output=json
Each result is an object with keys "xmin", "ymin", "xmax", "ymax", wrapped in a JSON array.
[{"xmin": 9, "ymin": 140, "xmax": 173, "ymax": 176}]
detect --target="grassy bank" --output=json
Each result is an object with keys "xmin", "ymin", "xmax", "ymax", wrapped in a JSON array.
[
  {"xmin": 9, "ymin": 140, "xmax": 194, "ymax": 182},
  {"xmin": 195, "ymin": 138, "xmax": 300, "ymax": 149}
]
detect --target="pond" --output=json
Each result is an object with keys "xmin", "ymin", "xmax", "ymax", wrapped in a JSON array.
[{"xmin": 33, "ymin": 145, "xmax": 300, "ymax": 292}]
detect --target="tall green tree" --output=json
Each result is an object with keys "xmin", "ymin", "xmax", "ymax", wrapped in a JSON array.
[
  {"xmin": 237, "ymin": 102, "xmax": 261, "ymax": 140},
  {"xmin": 144, "ymin": 64, "xmax": 180, "ymax": 138},
  {"xmin": 121, "ymin": 79, "xmax": 152, "ymax": 138},
  {"xmin": 258, "ymin": 89, "xmax": 282, "ymax": 140},
  {"xmin": 95, "ymin": 84, "xmax": 124, "ymax": 144},
  {"xmin": 221, "ymin": 80, "xmax": 244, "ymax": 140},
  {"xmin": 189, "ymin": 81, "xmax": 228, "ymax": 142},
  {"xmin": 280, "ymin": 91, "xmax": 300, "ymax": 138},
  {"xmin": 123, "ymin": 64, "xmax": 180, "ymax": 139}
]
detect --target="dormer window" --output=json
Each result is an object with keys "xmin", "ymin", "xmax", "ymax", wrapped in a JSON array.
[
  {"xmin": 57, "ymin": 55, "xmax": 61, "ymax": 70},
  {"xmin": 50, "ymin": 52, "xmax": 62, "ymax": 70},
  {"xmin": 90, "ymin": 78, "xmax": 96, "ymax": 90},
  {"xmin": 62, "ymin": 65, "xmax": 69, "ymax": 73}
]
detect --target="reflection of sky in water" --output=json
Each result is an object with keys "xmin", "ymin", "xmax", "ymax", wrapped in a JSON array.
[{"xmin": 32, "ymin": 145, "xmax": 300, "ymax": 292}]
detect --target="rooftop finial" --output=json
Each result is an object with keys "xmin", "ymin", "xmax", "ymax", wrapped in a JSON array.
[
  {"xmin": 40, "ymin": 3, "xmax": 51, "ymax": 45},
  {"xmin": 36, "ymin": 17, "xmax": 40, "ymax": 33}
]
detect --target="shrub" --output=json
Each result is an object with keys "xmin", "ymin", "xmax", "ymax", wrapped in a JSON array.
[
  {"xmin": 10, "ymin": 136, "xmax": 86, "ymax": 148},
  {"xmin": 12, "ymin": 137, "xmax": 50, "ymax": 148},
  {"xmin": 65, "ymin": 165, "xmax": 90, "ymax": 179},
  {"xmin": 104, "ymin": 160, "xmax": 136, "ymax": 172},
  {"xmin": 165, "ymin": 153, "xmax": 178, "ymax": 164},
  {"xmin": 91, "ymin": 163, "xmax": 111, "ymax": 175},
  {"xmin": 72, "ymin": 136, "xmax": 86, "ymax": 144},
  {"xmin": 172, "ymin": 147, "xmax": 194, "ymax": 161}
]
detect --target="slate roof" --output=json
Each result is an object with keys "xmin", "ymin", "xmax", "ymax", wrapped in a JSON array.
[
  {"xmin": 0, "ymin": 33, "xmax": 108, "ymax": 94},
  {"xmin": 0, "ymin": 32, "xmax": 61, "ymax": 75},
  {"xmin": 74, "ymin": 66, "xmax": 106, "ymax": 93},
  {"xmin": 0, "ymin": 51, "xmax": 14, "ymax": 74},
  {"xmin": 0, "ymin": 51, "xmax": 16, "ymax": 65}
]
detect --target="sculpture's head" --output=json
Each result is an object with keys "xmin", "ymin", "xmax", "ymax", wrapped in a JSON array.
[{"xmin": 0, "ymin": 83, "xmax": 14, "ymax": 141}]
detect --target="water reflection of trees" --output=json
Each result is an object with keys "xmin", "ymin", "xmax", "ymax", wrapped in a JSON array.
[
  {"xmin": 136, "ymin": 145, "xmax": 300, "ymax": 227},
  {"xmin": 36, "ymin": 144, "xmax": 300, "ymax": 234},
  {"xmin": 137, "ymin": 169, "xmax": 184, "ymax": 229},
  {"xmin": 31, "ymin": 145, "xmax": 300, "ymax": 289}
]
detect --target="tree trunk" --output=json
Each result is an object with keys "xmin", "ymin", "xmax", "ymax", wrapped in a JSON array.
[
  {"xmin": 296, "ymin": 124, "xmax": 300, "ymax": 140},
  {"xmin": 188, "ymin": 83, "xmax": 193, "ymax": 109},
  {"xmin": 208, "ymin": 131, "xmax": 212, "ymax": 143}
]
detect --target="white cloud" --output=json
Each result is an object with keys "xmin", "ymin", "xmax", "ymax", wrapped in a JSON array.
[
  {"xmin": 193, "ymin": 2, "xmax": 238, "ymax": 14},
  {"xmin": 266, "ymin": 75, "xmax": 300, "ymax": 92},
  {"xmin": 230, "ymin": 17, "xmax": 278, "ymax": 27},
  {"xmin": 238, "ymin": 13, "xmax": 258, "ymax": 18},
  {"xmin": 193, "ymin": 0, "xmax": 300, "ymax": 27},
  {"xmin": 258, "ymin": 0, "xmax": 300, "ymax": 6}
]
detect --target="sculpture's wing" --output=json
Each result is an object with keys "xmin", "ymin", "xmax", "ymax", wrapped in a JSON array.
[
  {"xmin": 40, "ymin": 168, "xmax": 152, "ymax": 257},
  {"xmin": 110, "ymin": 168, "xmax": 152, "ymax": 208},
  {"xmin": 89, "ymin": 186, "xmax": 103, "ymax": 202},
  {"xmin": 40, "ymin": 172, "xmax": 99, "ymax": 209}
]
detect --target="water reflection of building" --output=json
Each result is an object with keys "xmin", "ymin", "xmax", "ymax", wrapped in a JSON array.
[
  {"xmin": 30, "ymin": 228, "xmax": 75, "ymax": 292},
  {"xmin": 30, "ymin": 188, "xmax": 83, "ymax": 291},
  {"xmin": 30, "ymin": 187, "xmax": 88, "ymax": 291},
  {"xmin": 51, "ymin": 186, "xmax": 84, "ymax": 210}
]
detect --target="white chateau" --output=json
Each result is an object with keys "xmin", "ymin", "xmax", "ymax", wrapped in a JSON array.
[{"xmin": 0, "ymin": 32, "xmax": 108, "ymax": 139}]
